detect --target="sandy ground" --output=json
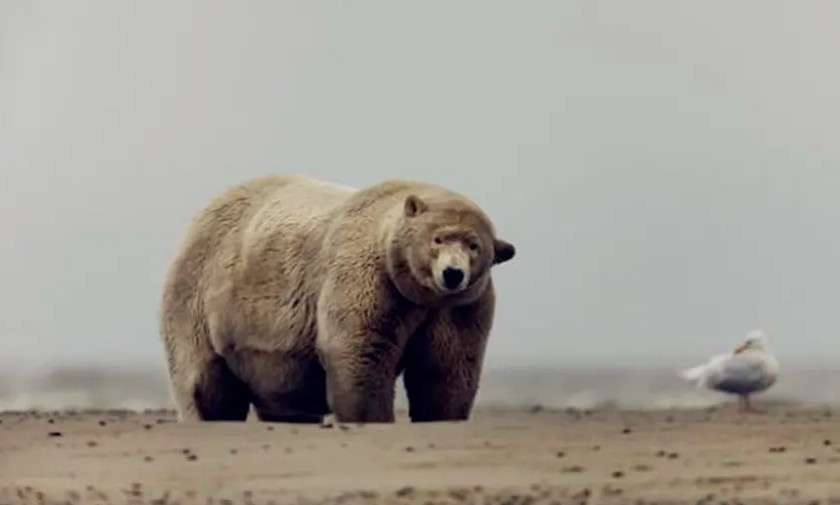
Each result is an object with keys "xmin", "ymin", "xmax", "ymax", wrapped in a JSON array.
[{"xmin": 2, "ymin": 405, "xmax": 840, "ymax": 504}]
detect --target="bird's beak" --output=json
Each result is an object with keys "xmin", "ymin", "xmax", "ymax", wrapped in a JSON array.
[{"xmin": 733, "ymin": 343, "xmax": 748, "ymax": 354}]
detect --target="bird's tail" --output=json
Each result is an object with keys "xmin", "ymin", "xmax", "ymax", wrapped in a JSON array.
[{"xmin": 678, "ymin": 364, "xmax": 708, "ymax": 387}]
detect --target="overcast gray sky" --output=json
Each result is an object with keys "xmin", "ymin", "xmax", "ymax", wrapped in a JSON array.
[{"xmin": 2, "ymin": 1, "xmax": 839, "ymax": 370}]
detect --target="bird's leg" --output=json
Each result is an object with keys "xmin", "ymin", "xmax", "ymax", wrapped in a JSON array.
[
  {"xmin": 741, "ymin": 394, "xmax": 762, "ymax": 414},
  {"xmin": 737, "ymin": 395, "xmax": 747, "ymax": 413}
]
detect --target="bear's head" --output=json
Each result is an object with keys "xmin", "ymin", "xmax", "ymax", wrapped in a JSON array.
[{"xmin": 385, "ymin": 193, "xmax": 515, "ymax": 305}]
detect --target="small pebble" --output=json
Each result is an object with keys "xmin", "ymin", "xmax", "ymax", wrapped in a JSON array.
[
  {"xmin": 805, "ymin": 458, "xmax": 817, "ymax": 465},
  {"xmin": 47, "ymin": 431, "xmax": 62, "ymax": 438},
  {"xmin": 612, "ymin": 471, "xmax": 625, "ymax": 478}
]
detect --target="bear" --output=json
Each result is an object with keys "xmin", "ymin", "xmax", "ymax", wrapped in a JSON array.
[{"xmin": 159, "ymin": 174, "xmax": 516, "ymax": 424}]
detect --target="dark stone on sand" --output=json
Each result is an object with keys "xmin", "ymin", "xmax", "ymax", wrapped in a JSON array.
[
  {"xmin": 186, "ymin": 453, "xmax": 198, "ymax": 461},
  {"xmin": 805, "ymin": 457, "xmax": 817, "ymax": 464},
  {"xmin": 572, "ymin": 488, "xmax": 591, "ymax": 499},
  {"xmin": 824, "ymin": 439, "xmax": 833, "ymax": 446},
  {"xmin": 622, "ymin": 427, "xmax": 633, "ymax": 434},
  {"xmin": 667, "ymin": 452, "xmax": 679, "ymax": 459},
  {"xmin": 47, "ymin": 431, "xmax": 62, "ymax": 437},
  {"xmin": 394, "ymin": 486, "xmax": 415, "ymax": 497},
  {"xmin": 556, "ymin": 451, "xmax": 565, "ymax": 458},
  {"xmin": 404, "ymin": 446, "xmax": 415, "ymax": 452},
  {"xmin": 87, "ymin": 441, "xmax": 98, "ymax": 447},
  {"xmin": 98, "ymin": 420, "xmax": 106, "ymax": 427},
  {"xmin": 143, "ymin": 424, "xmax": 153, "ymax": 430},
  {"xmin": 144, "ymin": 456, "xmax": 154, "ymax": 462},
  {"xmin": 612, "ymin": 470, "xmax": 625, "ymax": 478}
]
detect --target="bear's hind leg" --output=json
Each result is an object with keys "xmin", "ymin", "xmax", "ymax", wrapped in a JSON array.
[
  {"xmin": 167, "ymin": 352, "xmax": 252, "ymax": 422},
  {"xmin": 190, "ymin": 356, "xmax": 252, "ymax": 421}
]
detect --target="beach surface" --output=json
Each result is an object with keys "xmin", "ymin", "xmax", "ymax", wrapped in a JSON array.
[{"xmin": 3, "ymin": 406, "xmax": 840, "ymax": 504}]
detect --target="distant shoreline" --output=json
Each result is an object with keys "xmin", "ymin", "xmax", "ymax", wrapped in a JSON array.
[{"xmin": 3, "ymin": 362, "xmax": 840, "ymax": 412}]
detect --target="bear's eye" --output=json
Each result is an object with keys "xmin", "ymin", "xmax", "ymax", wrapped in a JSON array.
[
  {"xmin": 468, "ymin": 242, "xmax": 479, "ymax": 251},
  {"xmin": 434, "ymin": 236, "xmax": 443, "ymax": 245}
]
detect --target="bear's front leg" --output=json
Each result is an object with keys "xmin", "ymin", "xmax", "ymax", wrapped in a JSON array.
[
  {"xmin": 316, "ymin": 284, "xmax": 425, "ymax": 424},
  {"xmin": 318, "ymin": 336, "xmax": 401, "ymax": 423},
  {"xmin": 402, "ymin": 290, "xmax": 495, "ymax": 422}
]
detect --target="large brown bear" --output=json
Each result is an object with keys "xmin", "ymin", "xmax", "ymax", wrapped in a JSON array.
[{"xmin": 159, "ymin": 174, "xmax": 516, "ymax": 424}]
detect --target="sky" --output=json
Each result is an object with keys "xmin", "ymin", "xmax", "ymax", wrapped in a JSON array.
[{"xmin": 1, "ymin": 1, "xmax": 839, "ymax": 370}]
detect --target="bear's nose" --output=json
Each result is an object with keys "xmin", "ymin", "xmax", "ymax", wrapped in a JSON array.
[{"xmin": 442, "ymin": 267, "xmax": 465, "ymax": 290}]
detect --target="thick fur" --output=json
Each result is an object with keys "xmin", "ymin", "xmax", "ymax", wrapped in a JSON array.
[{"xmin": 160, "ymin": 174, "xmax": 516, "ymax": 424}]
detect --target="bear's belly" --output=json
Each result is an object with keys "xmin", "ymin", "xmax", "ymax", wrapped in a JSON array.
[
  {"xmin": 207, "ymin": 296, "xmax": 327, "ymax": 420},
  {"xmin": 221, "ymin": 346, "xmax": 329, "ymax": 420}
]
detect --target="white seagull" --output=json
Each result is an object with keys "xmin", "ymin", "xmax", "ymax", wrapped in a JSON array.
[{"xmin": 679, "ymin": 329, "xmax": 780, "ymax": 413}]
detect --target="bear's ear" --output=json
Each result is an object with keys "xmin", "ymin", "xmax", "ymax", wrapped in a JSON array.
[
  {"xmin": 404, "ymin": 194, "xmax": 428, "ymax": 217},
  {"xmin": 493, "ymin": 238, "xmax": 516, "ymax": 265}
]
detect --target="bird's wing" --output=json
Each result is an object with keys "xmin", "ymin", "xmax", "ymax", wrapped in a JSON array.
[{"xmin": 679, "ymin": 354, "xmax": 729, "ymax": 387}]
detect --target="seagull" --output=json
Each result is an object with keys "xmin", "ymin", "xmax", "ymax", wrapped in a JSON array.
[{"xmin": 679, "ymin": 329, "xmax": 780, "ymax": 413}]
